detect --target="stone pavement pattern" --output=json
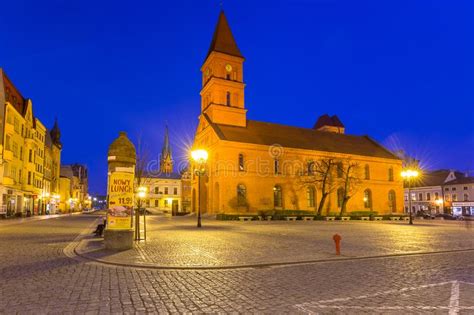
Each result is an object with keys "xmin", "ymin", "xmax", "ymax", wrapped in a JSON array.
[
  {"xmin": 0, "ymin": 215, "xmax": 473, "ymax": 314},
  {"xmin": 80, "ymin": 216, "xmax": 474, "ymax": 268}
]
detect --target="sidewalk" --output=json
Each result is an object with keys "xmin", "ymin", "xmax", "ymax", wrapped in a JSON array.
[
  {"xmin": 0, "ymin": 212, "xmax": 81, "ymax": 227},
  {"xmin": 74, "ymin": 216, "xmax": 474, "ymax": 269}
]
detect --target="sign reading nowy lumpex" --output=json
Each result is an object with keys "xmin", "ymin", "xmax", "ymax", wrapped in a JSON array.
[{"xmin": 107, "ymin": 172, "xmax": 134, "ymax": 229}]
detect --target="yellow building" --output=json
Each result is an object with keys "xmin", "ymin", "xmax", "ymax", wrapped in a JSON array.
[
  {"xmin": 58, "ymin": 175, "xmax": 71, "ymax": 213},
  {"xmin": 191, "ymin": 12, "xmax": 403, "ymax": 216},
  {"xmin": 0, "ymin": 69, "xmax": 62, "ymax": 216}
]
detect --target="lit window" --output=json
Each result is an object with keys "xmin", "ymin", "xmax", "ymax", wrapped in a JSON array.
[
  {"xmin": 307, "ymin": 161, "xmax": 315, "ymax": 175},
  {"xmin": 238, "ymin": 154, "xmax": 244, "ymax": 172},
  {"xmin": 273, "ymin": 185, "xmax": 282, "ymax": 208},
  {"xmin": 364, "ymin": 189, "xmax": 372, "ymax": 209},
  {"xmin": 274, "ymin": 159, "xmax": 280, "ymax": 175},
  {"xmin": 307, "ymin": 186, "xmax": 315, "ymax": 207},
  {"xmin": 388, "ymin": 190, "xmax": 396, "ymax": 212}
]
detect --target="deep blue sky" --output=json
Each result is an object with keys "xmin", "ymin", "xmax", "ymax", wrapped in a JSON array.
[{"xmin": 1, "ymin": 0, "xmax": 473, "ymax": 194}]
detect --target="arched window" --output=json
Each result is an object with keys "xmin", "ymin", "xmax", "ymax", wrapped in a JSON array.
[
  {"xmin": 364, "ymin": 189, "xmax": 372, "ymax": 209},
  {"xmin": 337, "ymin": 162, "xmax": 344, "ymax": 178},
  {"xmin": 364, "ymin": 164, "xmax": 370, "ymax": 180},
  {"xmin": 388, "ymin": 167, "xmax": 394, "ymax": 181},
  {"xmin": 273, "ymin": 185, "xmax": 282, "ymax": 208},
  {"xmin": 337, "ymin": 188, "xmax": 345, "ymax": 208},
  {"xmin": 307, "ymin": 186, "xmax": 315, "ymax": 207},
  {"xmin": 238, "ymin": 153, "xmax": 244, "ymax": 172},
  {"xmin": 237, "ymin": 184, "xmax": 247, "ymax": 206},
  {"xmin": 388, "ymin": 190, "xmax": 396, "ymax": 212},
  {"xmin": 226, "ymin": 91, "xmax": 231, "ymax": 106},
  {"xmin": 274, "ymin": 159, "xmax": 280, "ymax": 175},
  {"xmin": 307, "ymin": 161, "xmax": 315, "ymax": 175}
]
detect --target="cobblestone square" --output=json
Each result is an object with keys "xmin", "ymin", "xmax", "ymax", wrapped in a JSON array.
[{"xmin": 1, "ymin": 215, "xmax": 473, "ymax": 314}]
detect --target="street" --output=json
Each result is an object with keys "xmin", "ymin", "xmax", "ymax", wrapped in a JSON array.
[{"xmin": 0, "ymin": 215, "xmax": 473, "ymax": 314}]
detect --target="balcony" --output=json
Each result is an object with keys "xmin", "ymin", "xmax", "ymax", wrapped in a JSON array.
[{"xmin": 3, "ymin": 150, "xmax": 14, "ymax": 161}]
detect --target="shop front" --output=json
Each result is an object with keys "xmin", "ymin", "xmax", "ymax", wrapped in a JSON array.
[{"xmin": 452, "ymin": 202, "xmax": 474, "ymax": 217}]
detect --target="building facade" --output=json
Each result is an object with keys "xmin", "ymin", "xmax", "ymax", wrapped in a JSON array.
[
  {"xmin": 0, "ymin": 69, "xmax": 62, "ymax": 216},
  {"xmin": 60, "ymin": 164, "xmax": 89, "ymax": 211},
  {"xmin": 142, "ymin": 126, "xmax": 186, "ymax": 214},
  {"xmin": 403, "ymin": 170, "xmax": 474, "ymax": 216},
  {"xmin": 191, "ymin": 11, "xmax": 404, "ymax": 215}
]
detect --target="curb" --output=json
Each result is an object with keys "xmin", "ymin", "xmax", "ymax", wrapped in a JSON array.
[{"xmin": 73, "ymin": 239, "xmax": 474, "ymax": 271}]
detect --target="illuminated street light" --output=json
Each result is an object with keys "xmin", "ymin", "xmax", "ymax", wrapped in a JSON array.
[
  {"xmin": 401, "ymin": 168, "xmax": 420, "ymax": 225},
  {"xmin": 191, "ymin": 149, "xmax": 208, "ymax": 228},
  {"xmin": 135, "ymin": 186, "xmax": 148, "ymax": 241}
]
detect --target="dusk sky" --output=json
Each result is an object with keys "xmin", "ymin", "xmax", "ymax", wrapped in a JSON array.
[{"xmin": 1, "ymin": 0, "xmax": 473, "ymax": 194}]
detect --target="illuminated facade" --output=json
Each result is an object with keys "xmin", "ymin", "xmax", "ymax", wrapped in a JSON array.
[
  {"xmin": 0, "ymin": 69, "xmax": 62, "ymax": 216},
  {"xmin": 191, "ymin": 12, "xmax": 404, "ymax": 215}
]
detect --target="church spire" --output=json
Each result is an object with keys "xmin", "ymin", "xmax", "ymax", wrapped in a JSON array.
[
  {"xmin": 206, "ymin": 10, "xmax": 243, "ymax": 60},
  {"xmin": 50, "ymin": 117, "xmax": 62, "ymax": 148},
  {"xmin": 160, "ymin": 125, "xmax": 173, "ymax": 174}
]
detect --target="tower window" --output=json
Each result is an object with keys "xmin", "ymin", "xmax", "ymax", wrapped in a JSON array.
[
  {"xmin": 226, "ymin": 91, "xmax": 231, "ymax": 106},
  {"xmin": 238, "ymin": 154, "xmax": 244, "ymax": 171},
  {"xmin": 226, "ymin": 74, "xmax": 230, "ymax": 80}
]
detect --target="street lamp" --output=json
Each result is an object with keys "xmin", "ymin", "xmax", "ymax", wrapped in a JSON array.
[
  {"xmin": 401, "ymin": 169, "xmax": 420, "ymax": 225},
  {"xmin": 135, "ymin": 186, "xmax": 148, "ymax": 240},
  {"xmin": 191, "ymin": 149, "xmax": 208, "ymax": 228}
]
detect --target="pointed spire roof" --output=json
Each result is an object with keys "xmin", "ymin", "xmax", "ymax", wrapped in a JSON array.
[
  {"xmin": 161, "ymin": 125, "xmax": 172, "ymax": 159},
  {"xmin": 50, "ymin": 117, "xmax": 62, "ymax": 148},
  {"xmin": 206, "ymin": 10, "xmax": 243, "ymax": 60}
]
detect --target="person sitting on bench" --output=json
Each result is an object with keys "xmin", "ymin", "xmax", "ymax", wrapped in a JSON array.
[{"xmin": 93, "ymin": 217, "xmax": 107, "ymax": 237}]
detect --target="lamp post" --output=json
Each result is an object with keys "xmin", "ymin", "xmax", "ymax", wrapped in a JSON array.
[
  {"xmin": 401, "ymin": 169, "xmax": 420, "ymax": 225},
  {"xmin": 191, "ymin": 149, "xmax": 208, "ymax": 228},
  {"xmin": 136, "ymin": 186, "xmax": 148, "ymax": 240}
]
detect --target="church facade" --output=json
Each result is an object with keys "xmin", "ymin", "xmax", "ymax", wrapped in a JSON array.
[{"xmin": 191, "ymin": 12, "xmax": 403, "ymax": 215}]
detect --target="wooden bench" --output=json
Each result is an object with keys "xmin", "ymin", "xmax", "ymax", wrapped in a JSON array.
[
  {"xmin": 389, "ymin": 217, "xmax": 400, "ymax": 221},
  {"xmin": 360, "ymin": 217, "xmax": 370, "ymax": 221},
  {"xmin": 239, "ymin": 216, "xmax": 253, "ymax": 221},
  {"xmin": 285, "ymin": 216, "xmax": 297, "ymax": 221},
  {"xmin": 373, "ymin": 216, "xmax": 383, "ymax": 221},
  {"xmin": 258, "ymin": 216, "xmax": 273, "ymax": 221},
  {"xmin": 325, "ymin": 216, "xmax": 336, "ymax": 221},
  {"xmin": 402, "ymin": 217, "xmax": 410, "ymax": 221},
  {"xmin": 340, "ymin": 217, "xmax": 351, "ymax": 221},
  {"xmin": 302, "ymin": 216, "xmax": 314, "ymax": 221}
]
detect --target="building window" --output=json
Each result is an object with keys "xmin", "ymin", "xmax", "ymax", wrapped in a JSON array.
[
  {"xmin": 273, "ymin": 185, "xmax": 282, "ymax": 208},
  {"xmin": 27, "ymin": 171, "xmax": 31, "ymax": 185},
  {"xmin": 464, "ymin": 186, "xmax": 468, "ymax": 190},
  {"xmin": 226, "ymin": 73, "xmax": 230, "ymax": 80},
  {"xmin": 388, "ymin": 167, "xmax": 394, "ymax": 181},
  {"xmin": 164, "ymin": 187, "xmax": 168, "ymax": 194},
  {"xmin": 154, "ymin": 187, "xmax": 159, "ymax": 194},
  {"xmin": 307, "ymin": 161, "xmax": 315, "ymax": 175},
  {"xmin": 336, "ymin": 162, "xmax": 343, "ymax": 178},
  {"xmin": 274, "ymin": 159, "xmax": 280, "ymax": 175},
  {"xmin": 238, "ymin": 153, "xmax": 244, "ymax": 171},
  {"xmin": 154, "ymin": 200, "xmax": 158, "ymax": 207},
  {"xmin": 337, "ymin": 188, "xmax": 344, "ymax": 208},
  {"xmin": 464, "ymin": 194, "xmax": 469, "ymax": 201},
  {"xmin": 445, "ymin": 194, "xmax": 450, "ymax": 201},
  {"xmin": 452, "ymin": 187, "xmax": 456, "ymax": 191},
  {"xmin": 404, "ymin": 194, "xmax": 408, "ymax": 201},
  {"xmin": 226, "ymin": 91, "xmax": 231, "ymax": 106},
  {"xmin": 174, "ymin": 187, "xmax": 178, "ymax": 195},
  {"xmin": 418, "ymin": 193, "xmax": 423, "ymax": 201},
  {"xmin": 237, "ymin": 184, "xmax": 247, "ymax": 206},
  {"xmin": 427, "ymin": 193, "xmax": 431, "ymax": 201},
  {"xmin": 364, "ymin": 164, "xmax": 370, "ymax": 180},
  {"xmin": 29, "ymin": 150, "xmax": 32, "ymax": 162},
  {"xmin": 307, "ymin": 186, "xmax": 315, "ymax": 207},
  {"xmin": 164, "ymin": 200, "xmax": 168, "ymax": 208},
  {"xmin": 435, "ymin": 192, "xmax": 439, "ymax": 199},
  {"xmin": 388, "ymin": 190, "xmax": 396, "ymax": 212},
  {"xmin": 445, "ymin": 187, "xmax": 449, "ymax": 191},
  {"xmin": 364, "ymin": 189, "xmax": 372, "ymax": 209},
  {"xmin": 5, "ymin": 135, "xmax": 11, "ymax": 151},
  {"xmin": 452, "ymin": 194, "xmax": 457, "ymax": 201}
]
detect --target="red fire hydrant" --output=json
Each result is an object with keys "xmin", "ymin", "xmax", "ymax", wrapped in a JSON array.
[{"xmin": 333, "ymin": 233, "xmax": 342, "ymax": 255}]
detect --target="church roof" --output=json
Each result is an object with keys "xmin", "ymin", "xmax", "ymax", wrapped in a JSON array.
[
  {"xmin": 161, "ymin": 125, "xmax": 172, "ymax": 159},
  {"xmin": 208, "ymin": 118, "xmax": 399, "ymax": 160},
  {"xmin": 206, "ymin": 11, "xmax": 243, "ymax": 60}
]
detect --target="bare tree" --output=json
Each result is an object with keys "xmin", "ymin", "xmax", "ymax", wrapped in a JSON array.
[
  {"xmin": 338, "ymin": 160, "xmax": 362, "ymax": 216},
  {"xmin": 134, "ymin": 135, "xmax": 152, "ymax": 240},
  {"xmin": 299, "ymin": 158, "xmax": 337, "ymax": 216}
]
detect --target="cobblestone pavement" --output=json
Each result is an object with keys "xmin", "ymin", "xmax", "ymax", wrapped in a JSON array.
[
  {"xmin": 79, "ymin": 215, "xmax": 474, "ymax": 268},
  {"xmin": 0, "ymin": 215, "xmax": 474, "ymax": 314}
]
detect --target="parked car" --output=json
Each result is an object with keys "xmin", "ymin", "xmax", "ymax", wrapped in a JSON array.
[{"xmin": 435, "ymin": 213, "xmax": 456, "ymax": 220}]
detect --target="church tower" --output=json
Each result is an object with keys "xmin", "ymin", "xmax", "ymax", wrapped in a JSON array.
[
  {"xmin": 200, "ymin": 11, "xmax": 247, "ymax": 127},
  {"xmin": 160, "ymin": 125, "xmax": 173, "ymax": 174}
]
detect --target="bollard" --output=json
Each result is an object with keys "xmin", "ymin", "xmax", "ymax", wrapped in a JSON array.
[{"xmin": 333, "ymin": 233, "xmax": 342, "ymax": 255}]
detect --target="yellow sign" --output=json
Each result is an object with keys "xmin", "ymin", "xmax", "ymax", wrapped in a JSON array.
[{"xmin": 107, "ymin": 172, "xmax": 134, "ymax": 230}]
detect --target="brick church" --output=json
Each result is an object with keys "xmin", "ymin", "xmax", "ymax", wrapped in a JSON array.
[{"xmin": 191, "ymin": 11, "xmax": 403, "ymax": 215}]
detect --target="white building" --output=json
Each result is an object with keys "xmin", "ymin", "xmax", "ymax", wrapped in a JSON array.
[{"xmin": 404, "ymin": 169, "xmax": 473, "ymax": 216}]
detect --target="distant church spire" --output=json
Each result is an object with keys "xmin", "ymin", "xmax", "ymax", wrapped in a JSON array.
[
  {"xmin": 160, "ymin": 125, "xmax": 173, "ymax": 174},
  {"xmin": 206, "ymin": 10, "xmax": 243, "ymax": 60},
  {"xmin": 50, "ymin": 117, "xmax": 62, "ymax": 148}
]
